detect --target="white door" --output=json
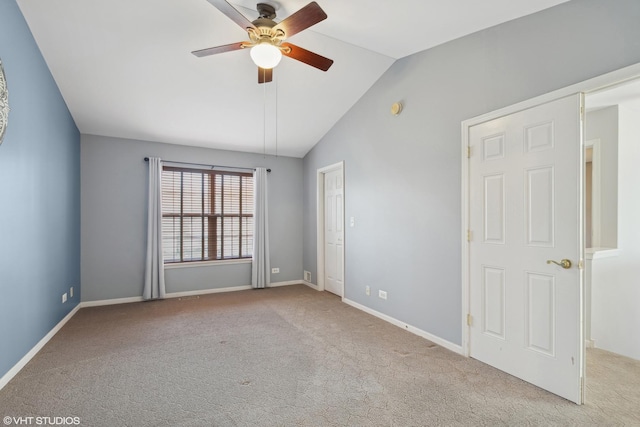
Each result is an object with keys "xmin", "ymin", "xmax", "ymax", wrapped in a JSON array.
[
  {"xmin": 324, "ymin": 169, "xmax": 344, "ymax": 296},
  {"xmin": 468, "ymin": 94, "xmax": 584, "ymax": 403}
]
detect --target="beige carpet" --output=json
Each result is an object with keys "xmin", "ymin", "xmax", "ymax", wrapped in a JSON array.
[{"xmin": 1, "ymin": 285, "xmax": 638, "ymax": 426}]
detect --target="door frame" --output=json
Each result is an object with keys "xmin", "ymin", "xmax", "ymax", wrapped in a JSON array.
[
  {"xmin": 316, "ymin": 161, "xmax": 345, "ymax": 298},
  {"xmin": 461, "ymin": 62, "xmax": 640, "ymax": 400},
  {"xmin": 584, "ymin": 138, "xmax": 602, "ymax": 248}
]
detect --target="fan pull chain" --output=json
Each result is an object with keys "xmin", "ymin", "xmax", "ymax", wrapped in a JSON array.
[
  {"xmin": 263, "ymin": 68, "xmax": 267, "ymax": 158},
  {"xmin": 275, "ymin": 75, "xmax": 278, "ymax": 158}
]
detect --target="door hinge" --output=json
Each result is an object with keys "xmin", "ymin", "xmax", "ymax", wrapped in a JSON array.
[
  {"xmin": 467, "ymin": 313, "xmax": 473, "ymax": 326},
  {"xmin": 578, "ymin": 260, "xmax": 584, "ymax": 270},
  {"xmin": 466, "ymin": 146, "xmax": 471, "ymax": 158},
  {"xmin": 467, "ymin": 230, "xmax": 473, "ymax": 242}
]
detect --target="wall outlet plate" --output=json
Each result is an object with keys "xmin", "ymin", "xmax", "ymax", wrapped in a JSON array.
[
  {"xmin": 62, "ymin": 293, "xmax": 67, "ymax": 303},
  {"xmin": 304, "ymin": 270, "xmax": 311, "ymax": 282},
  {"xmin": 271, "ymin": 267, "xmax": 280, "ymax": 274},
  {"xmin": 378, "ymin": 290, "xmax": 387, "ymax": 300},
  {"xmin": 365, "ymin": 286, "xmax": 371, "ymax": 296}
]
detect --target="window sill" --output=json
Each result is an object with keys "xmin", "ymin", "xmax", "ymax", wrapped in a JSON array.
[{"xmin": 164, "ymin": 258, "xmax": 252, "ymax": 270}]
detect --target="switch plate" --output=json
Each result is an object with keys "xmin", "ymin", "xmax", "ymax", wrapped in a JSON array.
[{"xmin": 62, "ymin": 293, "xmax": 67, "ymax": 303}]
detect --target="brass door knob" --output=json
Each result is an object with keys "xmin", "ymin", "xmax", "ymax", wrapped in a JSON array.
[{"xmin": 547, "ymin": 259, "xmax": 572, "ymax": 269}]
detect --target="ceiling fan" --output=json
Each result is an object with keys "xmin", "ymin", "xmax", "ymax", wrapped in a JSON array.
[{"xmin": 192, "ymin": 0, "xmax": 334, "ymax": 84}]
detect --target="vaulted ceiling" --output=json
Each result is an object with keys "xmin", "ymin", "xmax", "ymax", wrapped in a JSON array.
[{"xmin": 17, "ymin": 0, "xmax": 569, "ymax": 157}]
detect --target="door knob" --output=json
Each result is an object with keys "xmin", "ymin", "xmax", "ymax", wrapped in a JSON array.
[{"xmin": 547, "ymin": 259, "xmax": 572, "ymax": 269}]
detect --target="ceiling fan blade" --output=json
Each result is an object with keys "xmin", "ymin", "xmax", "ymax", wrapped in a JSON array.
[
  {"xmin": 272, "ymin": 2, "xmax": 327, "ymax": 38},
  {"xmin": 205, "ymin": 0, "xmax": 256, "ymax": 30},
  {"xmin": 258, "ymin": 68, "xmax": 273, "ymax": 84},
  {"xmin": 281, "ymin": 43, "xmax": 333, "ymax": 71},
  {"xmin": 192, "ymin": 42, "xmax": 246, "ymax": 57}
]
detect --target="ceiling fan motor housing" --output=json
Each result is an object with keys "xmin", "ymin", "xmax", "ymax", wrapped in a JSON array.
[
  {"xmin": 251, "ymin": 17, "xmax": 277, "ymax": 30},
  {"xmin": 249, "ymin": 14, "xmax": 284, "ymax": 47},
  {"xmin": 256, "ymin": 3, "xmax": 276, "ymax": 19}
]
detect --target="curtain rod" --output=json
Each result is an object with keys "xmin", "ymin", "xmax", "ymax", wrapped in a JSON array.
[{"xmin": 144, "ymin": 157, "xmax": 270, "ymax": 173}]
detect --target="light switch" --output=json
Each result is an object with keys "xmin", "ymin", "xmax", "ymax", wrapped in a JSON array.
[{"xmin": 350, "ymin": 217, "xmax": 355, "ymax": 227}]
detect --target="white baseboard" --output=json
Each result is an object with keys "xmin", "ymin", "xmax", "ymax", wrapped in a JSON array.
[
  {"xmin": 343, "ymin": 298, "xmax": 464, "ymax": 355},
  {"xmin": 82, "ymin": 285, "xmax": 254, "ymax": 307},
  {"xmin": 167, "ymin": 281, "xmax": 303, "ymax": 297},
  {"xmin": 586, "ymin": 339, "xmax": 595, "ymax": 348},
  {"xmin": 81, "ymin": 296, "xmax": 144, "ymax": 307},
  {"xmin": 166, "ymin": 285, "xmax": 252, "ymax": 299},
  {"xmin": 302, "ymin": 280, "xmax": 320, "ymax": 291},
  {"xmin": 0, "ymin": 304, "xmax": 82, "ymax": 391},
  {"xmin": 81, "ymin": 282, "xmax": 305, "ymax": 307},
  {"xmin": 268, "ymin": 280, "xmax": 304, "ymax": 288}
]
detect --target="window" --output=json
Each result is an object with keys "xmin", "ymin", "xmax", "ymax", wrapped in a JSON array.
[{"xmin": 161, "ymin": 167, "xmax": 253, "ymax": 263}]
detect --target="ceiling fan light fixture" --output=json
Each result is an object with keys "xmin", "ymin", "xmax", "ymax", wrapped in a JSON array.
[
  {"xmin": 250, "ymin": 41, "xmax": 282, "ymax": 69},
  {"xmin": 192, "ymin": 1, "xmax": 332, "ymax": 83}
]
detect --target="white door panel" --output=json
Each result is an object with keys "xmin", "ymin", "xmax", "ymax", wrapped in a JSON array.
[
  {"xmin": 469, "ymin": 94, "xmax": 583, "ymax": 403},
  {"xmin": 324, "ymin": 169, "xmax": 344, "ymax": 296}
]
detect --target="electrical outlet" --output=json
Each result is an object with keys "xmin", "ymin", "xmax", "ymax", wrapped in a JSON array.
[
  {"xmin": 271, "ymin": 267, "xmax": 280, "ymax": 274},
  {"xmin": 62, "ymin": 293, "xmax": 68, "ymax": 303},
  {"xmin": 378, "ymin": 290, "xmax": 387, "ymax": 300},
  {"xmin": 304, "ymin": 271, "xmax": 311, "ymax": 282},
  {"xmin": 70, "ymin": 287, "xmax": 74, "ymax": 298},
  {"xmin": 365, "ymin": 286, "xmax": 370, "ymax": 296}
]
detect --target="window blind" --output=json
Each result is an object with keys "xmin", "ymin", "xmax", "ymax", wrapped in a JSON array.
[{"xmin": 161, "ymin": 166, "xmax": 253, "ymax": 263}]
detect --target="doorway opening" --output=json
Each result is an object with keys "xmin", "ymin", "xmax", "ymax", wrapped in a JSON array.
[
  {"xmin": 584, "ymin": 80, "xmax": 640, "ymax": 408},
  {"xmin": 316, "ymin": 161, "xmax": 345, "ymax": 298},
  {"xmin": 584, "ymin": 139, "xmax": 600, "ymax": 249},
  {"xmin": 462, "ymin": 63, "xmax": 640, "ymax": 405}
]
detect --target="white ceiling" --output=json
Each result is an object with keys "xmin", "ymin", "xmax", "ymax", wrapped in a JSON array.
[
  {"xmin": 17, "ymin": 0, "xmax": 569, "ymax": 157},
  {"xmin": 586, "ymin": 79, "xmax": 640, "ymax": 113}
]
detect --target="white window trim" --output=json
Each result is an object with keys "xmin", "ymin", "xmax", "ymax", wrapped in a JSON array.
[{"xmin": 164, "ymin": 258, "xmax": 252, "ymax": 269}]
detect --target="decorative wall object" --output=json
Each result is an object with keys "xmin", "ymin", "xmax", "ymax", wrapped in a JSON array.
[
  {"xmin": 391, "ymin": 102, "xmax": 403, "ymax": 116},
  {"xmin": 0, "ymin": 59, "xmax": 8, "ymax": 145}
]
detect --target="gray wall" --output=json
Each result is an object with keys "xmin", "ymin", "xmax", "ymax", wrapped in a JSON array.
[
  {"xmin": 303, "ymin": 0, "xmax": 640, "ymax": 346},
  {"xmin": 0, "ymin": 0, "xmax": 80, "ymax": 378},
  {"xmin": 585, "ymin": 106, "xmax": 619, "ymax": 248},
  {"xmin": 81, "ymin": 135, "xmax": 302, "ymax": 301},
  {"xmin": 588, "ymin": 104, "xmax": 640, "ymax": 360}
]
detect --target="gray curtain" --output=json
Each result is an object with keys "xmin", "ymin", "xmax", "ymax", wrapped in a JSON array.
[
  {"xmin": 251, "ymin": 167, "xmax": 270, "ymax": 289},
  {"xmin": 143, "ymin": 157, "xmax": 166, "ymax": 300}
]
